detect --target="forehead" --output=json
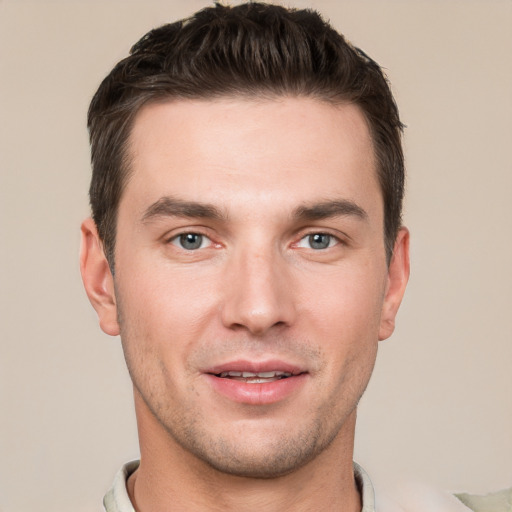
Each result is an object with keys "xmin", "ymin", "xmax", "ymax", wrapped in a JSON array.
[{"xmin": 123, "ymin": 96, "xmax": 380, "ymax": 217}]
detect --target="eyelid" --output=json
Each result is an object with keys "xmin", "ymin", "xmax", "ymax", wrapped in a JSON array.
[
  {"xmin": 163, "ymin": 226, "xmax": 219, "ymax": 248},
  {"xmin": 168, "ymin": 232, "xmax": 213, "ymax": 250},
  {"xmin": 162, "ymin": 225, "xmax": 212, "ymax": 242},
  {"xmin": 292, "ymin": 227, "xmax": 348, "ymax": 246},
  {"xmin": 295, "ymin": 232, "xmax": 341, "ymax": 249}
]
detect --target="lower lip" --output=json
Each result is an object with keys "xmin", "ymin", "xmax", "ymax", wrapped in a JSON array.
[{"xmin": 204, "ymin": 374, "xmax": 308, "ymax": 405}]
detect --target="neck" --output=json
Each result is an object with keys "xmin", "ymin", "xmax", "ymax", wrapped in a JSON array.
[{"xmin": 128, "ymin": 392, "xmax": 361, "ymax": 512}]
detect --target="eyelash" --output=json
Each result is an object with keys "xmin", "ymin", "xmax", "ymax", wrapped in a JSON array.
[
  {"xmin": 168, "ymin": 232, "xmax": 213, "ymax": 251},
  {"xmin": 295, "ymin": 232, "xmax": 341, "ymax": 250},
  {"xmin": 166, "ymin": 230, "xmax": 343, "ymax": 252}
]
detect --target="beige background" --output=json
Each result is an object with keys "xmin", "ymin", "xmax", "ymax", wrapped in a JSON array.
[{"xmin": 1, "ymin": 1, "xmax": 511, "ymax": 510}]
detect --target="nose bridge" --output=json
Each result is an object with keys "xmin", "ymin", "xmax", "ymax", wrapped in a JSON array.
[{"xmin": 221, "ymin": 238, "xmax": 295, "ymax": 335}]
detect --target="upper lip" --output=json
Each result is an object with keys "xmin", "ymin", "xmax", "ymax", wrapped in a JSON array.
[{"xmin": 204, "ymin": 359, "xmax": 306, "ymax": 376}]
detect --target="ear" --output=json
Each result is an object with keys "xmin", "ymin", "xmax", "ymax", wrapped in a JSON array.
[
  {"xmin": 378, "ymin": 227, "xmax": 410, "ymax": 341},
  {"xmin": 80, "ymin": 218, "xmax": 120, "ymax": 336}
]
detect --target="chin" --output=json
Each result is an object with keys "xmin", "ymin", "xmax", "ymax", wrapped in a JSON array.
[
  {"xmin": 198, "ymin": 442, "xmax": 321, "ymax": 479},
  {"xmin": 170, "ymin": 416, "xmax": 342, "ymax": 480}
]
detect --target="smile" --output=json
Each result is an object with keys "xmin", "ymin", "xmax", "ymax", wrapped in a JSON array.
[
  {"xmin": 204, "ymin": 362, "xmax": 308, "ymax": 405},
  {"xmin": 215, "ymin": 371, "xmax": 293, "ymax": 383}
]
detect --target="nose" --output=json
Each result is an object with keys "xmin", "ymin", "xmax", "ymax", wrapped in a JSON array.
[{"xmin": 220, "ymin": 246, "xmax": 297, "ymax": 336}]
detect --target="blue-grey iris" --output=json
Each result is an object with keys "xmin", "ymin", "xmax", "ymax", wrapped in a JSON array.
[
  {"xmin": 179, "ymin": 233, "xmax": 203, "ymax": 250},
  {"xmin": 309, "ymin": 233, "xmax": 331, "ymax": 250}
]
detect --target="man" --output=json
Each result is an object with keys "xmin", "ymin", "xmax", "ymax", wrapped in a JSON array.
[{"xmin": 80, "ymin": 3, "xmax": 410, "ymax": 510}]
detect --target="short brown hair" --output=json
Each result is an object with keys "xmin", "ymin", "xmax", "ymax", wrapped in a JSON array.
[{"xmin": 88, "ymin": 2, "xmax": 404, "ymax": 269}]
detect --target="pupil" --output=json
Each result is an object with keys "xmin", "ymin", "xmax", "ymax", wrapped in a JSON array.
[
  {"xmin": 180, "ymin": 233, "xmax": 202, "ymax": 250},
  {"xmin": 310, "ymin": 233, "xmax": 330, "ymax": 250}
]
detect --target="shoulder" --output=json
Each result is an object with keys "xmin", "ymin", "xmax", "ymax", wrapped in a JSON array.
[{"xmin": 455, "ymin": 487, "xmax": 512, "ymax": 512}]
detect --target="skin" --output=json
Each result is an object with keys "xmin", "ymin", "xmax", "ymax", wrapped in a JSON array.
[{"xmin": 81, "ymin": 97, "xmax": 409, "ymax": 511}]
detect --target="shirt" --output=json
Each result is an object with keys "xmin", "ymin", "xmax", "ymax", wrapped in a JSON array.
[
  {"xmin": 103, "ymin": 460, "xmax": 511, "ymax": 511},
  {"xmin": 103, "ymin": 460, "xmax": 376, "ymax": 512}
]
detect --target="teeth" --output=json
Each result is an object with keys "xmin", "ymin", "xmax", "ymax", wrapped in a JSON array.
[
  {"xmin": 220, "ymin": 371, "xmax": 242, "ymax": 377},
  {"xmin": 218, "ymin": 370, "xmax": 292, "ymax": 380}
]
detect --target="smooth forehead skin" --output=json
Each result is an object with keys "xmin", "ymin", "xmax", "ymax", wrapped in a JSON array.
[{"xmin": 122, "ymin": 97, "xmax": 382, "ymax": 239}]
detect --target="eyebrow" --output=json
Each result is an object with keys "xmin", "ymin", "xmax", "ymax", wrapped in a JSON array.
[
  {"xmin": 293, "ymin": 200, "xmax": 368, "ymax": 222},
  {"xmin": 141, "ymin": 196, "xmax": 226, "ymax": 223},
  {"xmin": 141, "ymin": 196, "xmax": 367, "ymax": 224}
]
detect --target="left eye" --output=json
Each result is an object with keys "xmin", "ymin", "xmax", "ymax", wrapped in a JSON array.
[
  {"xmin": 297, "ymin": 233, "xmax": 338, "ymax": 250},
  {"xmin": 170, "ymin": 233, "xmax": 211, "ymax": 250}
]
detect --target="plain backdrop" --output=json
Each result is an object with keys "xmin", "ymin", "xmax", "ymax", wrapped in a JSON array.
[{"xmin": 1, "ymin": 1, "xmax": 511, "ymax": 511}]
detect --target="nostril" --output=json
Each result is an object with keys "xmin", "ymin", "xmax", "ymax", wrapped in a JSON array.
[{"xmin": 220, "ymin": 270, "xmax": 297, "ymax": 334}]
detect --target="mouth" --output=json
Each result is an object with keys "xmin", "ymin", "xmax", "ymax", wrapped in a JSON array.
[
  {"xmin": 214, "ymin": 370, "xmax": 296, "ymax": 383},
  {"xmin": 204, "ymin": 362, "xmax": 308, "ymax": 404}
]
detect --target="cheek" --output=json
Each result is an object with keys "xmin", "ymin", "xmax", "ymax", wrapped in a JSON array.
[
  {"xmin": 114, "ymin": 270, "xmax": 210, "ymax": 404},
  {"xmin": 296, "ymin": 262, "xmax": 385, "ymax": 384},
  {"xmin": 299, "ymin": 262, "xmax": 386, "ymax": 337},
  {"xmin": 114, "ymin": 259, "xmax": 222, "ymax": 355}
]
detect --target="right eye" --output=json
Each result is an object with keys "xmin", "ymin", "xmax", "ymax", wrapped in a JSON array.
[{"xmin": 169, "ymin": 233, "xmax": 211, "ymax": 251}]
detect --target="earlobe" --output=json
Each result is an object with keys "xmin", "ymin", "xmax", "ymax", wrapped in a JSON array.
[
  {"xmin": 80, "ymin": 218, "xmax": 120, "ymax": 336},
  {"xmin": 378, "ymin": 227, "xmax": 410, "ymax": 341}
]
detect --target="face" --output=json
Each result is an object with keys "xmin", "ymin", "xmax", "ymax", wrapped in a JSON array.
[{"xmin": 82, "ymin": 97, "xmax": 409, "ymax": 478}]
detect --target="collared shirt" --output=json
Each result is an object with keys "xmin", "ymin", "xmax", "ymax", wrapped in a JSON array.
[
  {"xmin": 103, "ymin": 460, "xmax": 376, "ymax": 512},
  {"xmin": 103, "ymin": 460, "xmax": 511, "ymax": 512}
]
